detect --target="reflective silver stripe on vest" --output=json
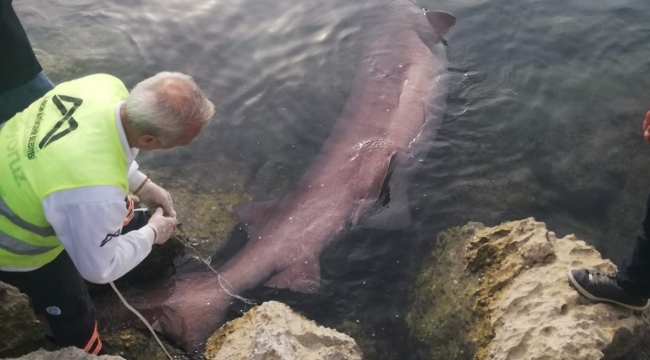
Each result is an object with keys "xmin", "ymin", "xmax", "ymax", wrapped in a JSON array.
[
  {"xmin": 0, "ymin": 197, "xmax": 56, "ymax": 237},
  {"xmin": 0, "ymin": 231, "xmax": 57, "ymax": 255},
  {"xmin": 0, "ymin": 121, "xmax": 56, "ymax": 254}
]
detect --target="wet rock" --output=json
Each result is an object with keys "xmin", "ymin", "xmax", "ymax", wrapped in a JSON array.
[
  {"xmin": 144, "ymin": 160, "xmax": 252, "ymax": 260},
  {"xmin": 249, "ymin": 154, "xmax": 309, "ymax": 201},
  {"xmin": 101, "ymin": 329, "xmax": 187, "ymax": 360},
  {"xmin": 407, "ymin": 218, "xmax": 649, "ymax": 360},
  {"xmin": 336, "ymin": 319, "xmax": 380, "ymax": 360},
  {"xmin": 0, "ymin": 282, "xmax": 45, "ymax": 358},
  {"xmin": 117, "ymin": 231, "xmax": 184, "ymax": 286},
  {"xmin": 204, "ymin": 301, "xmax": 363, "ymax": 360},
  {"xmin": 6, "ymin": 347, "xmax": 124, "ymax": 360},
  {"xmin": 105, "ymin": 161, "xmax": 251, "ymax": 289},
  {"xmin": 407, "ymin": 222, "xmax": 483, "ymax": 360}
]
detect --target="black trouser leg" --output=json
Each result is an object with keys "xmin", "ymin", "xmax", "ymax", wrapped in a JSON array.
[
  {"xmin": 0, "ymin": 251, "xmax": 104, "ymax": 354},
  {"xmin": 0, "ymin": 202, "xmax": 151, "ymax": 353},
  {"xmin": 617, "ymin": 189, "xmax": 650, "ymax": 298}
]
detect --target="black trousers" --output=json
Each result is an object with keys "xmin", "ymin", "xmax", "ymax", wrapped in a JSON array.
[
  {"xmin": 0, "ymin": 209, "xmax": 150, "ymax": 355},
  {"xmin": 618, "ymin": 189, "xmax": 650, "ymax": 298},
  {"xmin": 0, "ymin": 250, "xmax": 103, "ymax": 354}
]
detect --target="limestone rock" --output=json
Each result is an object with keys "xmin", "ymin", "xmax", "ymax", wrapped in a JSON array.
[
  {"xmin": 204, "ymin": 301, "xmax": 363, "ymax": 360},
  {"xmin": 0, "ymin": 282, "xmax": 44, "ymax": 358},
  {"xmin": 408, "ymin": 218, "xmax": 649, "ymax": 360},
  {"xmin": 6, "ymin": 347, "xmax": 124, "ymax": 360},
  {"xmin": 101, "ymin": 329, "xmax": 186, "ymax": 360}
]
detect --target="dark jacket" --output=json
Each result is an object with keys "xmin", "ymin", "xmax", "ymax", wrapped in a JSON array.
[{"xmin": 0, "ymin": 0, "xmax": 43, "ymax": 93}]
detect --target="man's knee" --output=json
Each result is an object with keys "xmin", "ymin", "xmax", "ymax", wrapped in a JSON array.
[
  {"xmin": 41, "ymin": 282, "xmax": 104, "ymax": 354},
  {"xmin": 0, "ymin": 252, "xmax": 104, "ymax": 354}
]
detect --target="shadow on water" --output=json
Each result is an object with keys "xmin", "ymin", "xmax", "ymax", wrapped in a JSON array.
[{"xmin": 14, "ymin": 0, "xmax": 650, "ymax": 358}]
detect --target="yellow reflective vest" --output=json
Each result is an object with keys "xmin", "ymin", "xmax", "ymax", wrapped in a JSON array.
[{"xmin": 0, "ymin": 74, "xmax": 130, "ymax": 268}]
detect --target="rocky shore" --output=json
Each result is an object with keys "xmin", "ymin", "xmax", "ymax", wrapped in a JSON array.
[
  {"xmin": 3, "ymin": 218, "xmax": 650, "ymax": 360},
  {"xmin": 407, "ymin": 218, "xmax": 649, "ymax": 360}
]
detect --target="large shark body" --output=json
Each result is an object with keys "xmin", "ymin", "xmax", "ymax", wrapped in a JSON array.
[{"xmin": 113, "ymin": 0, "xmax": 456, "ymax": 351}]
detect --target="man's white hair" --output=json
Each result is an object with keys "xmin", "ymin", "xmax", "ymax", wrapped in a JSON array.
[{"xmin": 125, "ymin": 72, "xmax": 215, "ymax": 144}]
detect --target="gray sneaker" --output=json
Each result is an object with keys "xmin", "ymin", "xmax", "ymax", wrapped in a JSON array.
[{"xmin": 568, "ymin": 269, "xmax": 650, "ymax": 311}]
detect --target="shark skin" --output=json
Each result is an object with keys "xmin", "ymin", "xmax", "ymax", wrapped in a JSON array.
[{"xmin": 109, "ymin": 1, "xmax": 456, "ymax": 352}]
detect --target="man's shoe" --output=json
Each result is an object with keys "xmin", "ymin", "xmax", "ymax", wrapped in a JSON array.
[{"xmin": 567, "ymin": 269, "xmax": 650, "ymax": 311}]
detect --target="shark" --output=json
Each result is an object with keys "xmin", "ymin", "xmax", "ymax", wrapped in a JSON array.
[{"xmin": 104, "ymin": 0, "xmax": 456, "ymax": 353}]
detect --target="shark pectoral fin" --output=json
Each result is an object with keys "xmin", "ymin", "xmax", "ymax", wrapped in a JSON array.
[
  {"xmin": 355, "ymin": 151, "xmax": 412, "ymax": 230},
  {"xmin": 265, "ymin": 257, "xmax": 321, "ymax": 293},
  {"xmin": 356, "ymin": 153, "xmax": 412, "ymax": 230},
  {"xmin": 233, "ymin": 199, "xmax": 280, "ymax": 229},
  {"xmin": 356, "ymin": 178, "xmax": 412, "ymax": 230},
  {"xmin": 425, "ymin": 10, "xmax": 456, "ymax": 37},
  {"xmin": 351, "ymin": 151, "xmax": 399, "ymax": 226}
]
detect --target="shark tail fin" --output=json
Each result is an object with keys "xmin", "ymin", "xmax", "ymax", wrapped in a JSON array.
[
  {"xmin": 265, "ymin": 255, "xmax": 321, "ymax": 293},
  {"xmin": 425, "ymin": 10, "xmax": 456, "ymax": 37}
]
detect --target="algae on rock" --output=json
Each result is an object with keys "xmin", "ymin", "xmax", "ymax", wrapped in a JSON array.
[
  {"xmin": 408, "ymin": 218, "xmax": 649, "ymax": 360},
  {"xmin": 407, "ymin": 222, "xmax": 484, "ymax": 360},
  {"xmin": 336, "ymin": 319, "xmax": 380, "ymax": 360},
  {"xmin": 9, "ymin": 346, "xmax": 124, "ymax": 360},
  {"xmin": 0, "ymin": 282, "xmax": 46, "ymax": 358},
  {"xmin": 143, "ymin": 160, "xmax": 252, "ymax": 259},
  {"xmin": 101, "ymin": 329, "xmax": 187, "ymax": 360}
]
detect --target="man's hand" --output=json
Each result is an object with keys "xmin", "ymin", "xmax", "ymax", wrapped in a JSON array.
[
  {"xmin": 147, "ymin": 208, "xmax": 177, "ymax": 244},
  {"xmin": 643, "ymin": 111, "xmax": 650, "ymax": 143},
  {"xmin": 137, "ymin": 180, "xmax": 177, "ymax": 218}
]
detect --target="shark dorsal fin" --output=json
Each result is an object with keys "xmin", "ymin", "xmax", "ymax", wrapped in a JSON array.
[{"xmin": 425, "ymin": 10, "xmax": 456, "ymax": 37}]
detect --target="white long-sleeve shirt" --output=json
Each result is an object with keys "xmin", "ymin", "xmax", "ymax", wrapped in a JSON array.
[{"xmin": 0, "ymin": 102, "xmax": 156, "ymax": 283}]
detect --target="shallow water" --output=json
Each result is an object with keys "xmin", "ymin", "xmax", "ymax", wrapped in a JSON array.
[{"xmin": 15, "ymin": 0, "xmax": 650, "ymax": 358}]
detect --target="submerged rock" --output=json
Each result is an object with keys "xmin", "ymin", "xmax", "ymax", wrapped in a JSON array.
[
  {"xmin": 7, "ymin": 347, "xmax": 124, "ymax": 360},
  {"xmin": 408, "ymin": 218, "xmax": 649, "ymax": 360},
  {"xmin": 111, "ymin": 161, "xmax": 252, "ymax": 286},
  {"xmin": 101, "ymin": 329, "xmax": 187, "ymax": 360},
  {"xmin": 143, "ymin": 160, "xmax": 252, "ymax": 260},
  {"xmin": 204, "ymin": 301, "xmax": 363, "ymax": 360},
  {"xmin": 336, "ymin": 319, "xmax": 381, "ymax": 360},
  {"xmin": 0, "ymin": 282, "xmax": 45, "ymax": 358}
]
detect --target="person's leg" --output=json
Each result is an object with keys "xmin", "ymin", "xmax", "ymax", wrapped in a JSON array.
[
  {"xmin": 0, "ymin": 72, "xmax": 54, "ymax": 124},
  {"xmin": 567, "ymin": 188, "xmax": 650, "ymax": 310},
  {"xmin": 0, "ymin": 96, "xmax": 15, "ymax": 124},
  {"xmin": 0, "ymin": 251, "xmax": 105, "ymax": 354},
  {"xmin": 617, "ymin": 189, "xmax": 650, "ymax": 298}
]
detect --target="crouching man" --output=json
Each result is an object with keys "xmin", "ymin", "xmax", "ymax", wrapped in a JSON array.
[{"xmin": 0, "ymin": 72, "xmax": 215, "ymax": 354}]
